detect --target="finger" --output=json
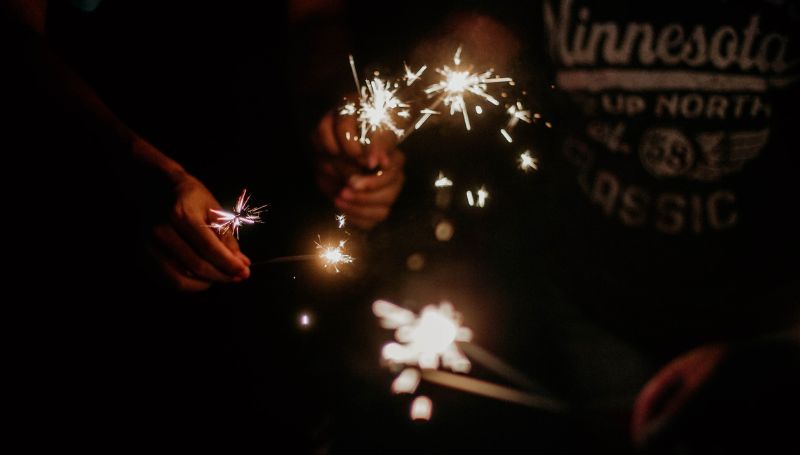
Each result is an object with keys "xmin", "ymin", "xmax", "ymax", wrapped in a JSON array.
[
  {"xmin": 315, "ymin": 112, "xmax": 342, "ymax": 156},
  {"xmin": 153, "ymin": 224, "xmax": 240, "ymax": 283},
  {"xmin": 364, "ymin": 130, "xmax": 396, "ymax": 169},
  {"xmin": 347, "ymin": 164, "xmax": 403, "ymax": 192},
  {"xmin": 220, "ymin": 232, "xmax": 251, "ymax": 266},
  {"xmin": 334, "ymin": 198, "xmax": 390, "ymax": 223},
  {"xmin": 631, "ymin": 344, "xmax": 728, "ymax": 446},
  {"xmin": 345, "ymin": 215, "xmax": 379, "ymax": 230},
  {"xmin": 334, "ymin": 114, "xmax": 365, "ymax": 162},
  {"xmin": 148, "ymin": 245, "xmax": 212, "ymax": 292},
  {"xmin": 337, "ymin": 175, "xmax": 403, "ymax": 206},
  {"xmin": 172, "ymin": 208, "xmax": 249, "ymax": 277}
]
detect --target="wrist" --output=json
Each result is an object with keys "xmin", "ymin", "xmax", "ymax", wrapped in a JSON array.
[{"xmin": 130, "ymin": 136, "xmax": 189, "ymax": 186}]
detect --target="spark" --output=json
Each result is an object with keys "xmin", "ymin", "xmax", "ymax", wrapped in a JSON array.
[
  {"xmin": 373, "ymin": 300, "xmax": 473, "ymax": 373},
  {"xmin": 506, "ymin": 101, "xmax": 532, "ymax": 129},
  {"xmin": 341, "ymin": 56, "xmax": 410, "ymax": 144},
  {"xmin": 209, "ymin": 189, "xmax": 267, "ymax": 239},
  {"xmin": 414, "ymin": 108, "xmax": 440, "ymax": 130},
  {"xmin": 336, "ymin": 214, "xmax": 346, "ymax": 229},
  {"xmin": 411, "ymin": 396, "xmax": 433, "ymax": 421},
  {"xmin": 315, "ymin": 237, "xmax": 354, "ymax": 273},
  {"xmin": 500, "ymin": 101, "xmax": 532, "ymax": 143},
  {"xmin": 519, "ymin": 150, "xmax": 539, "ymax": 172},
  {"xmin": 392, "ymin": 368, "xmax": 421, "ymax": 394},
  {"xmin": 467, "ymin": 186, "xmax": 489, "ymax": 208},
  {"xmin": 403, "ymin": 62, "xmax": 427, "ymax": 86},
  {"xmin": 434, "ymin": 172, "xmax": 453, "ymax": 188},
  {"xmin": 421, "ymin": 46, "xmax": 513, "ymax": 131}
]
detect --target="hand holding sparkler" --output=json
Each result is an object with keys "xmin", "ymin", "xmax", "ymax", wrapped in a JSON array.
[
  {"xmin": 314, "ymin": 110, "xmax": 406, "ymax": 230},
  {"xmin": 146, "ymin": 175, "xmax": 251, "ymax": 291}
]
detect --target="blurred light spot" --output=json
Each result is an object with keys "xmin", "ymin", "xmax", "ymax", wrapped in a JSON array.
[
  {"xmin": 299, "ymin": 311, "xmax": 312, "ymax": 329},
  {"xmin": 406, "ymin": 253, "xmax": 425, "ymax": 271},
  {"xmin": 475, "ymin": 105, "xmax": 483, "ymax": 115},
  {"xmin": 435, "ymin": 221, "xmax": 454, "ymax": 242},
  {"xmin": 411, "ymin": 396, "xmax": 433, "ymax": 421},
  {"xmin": 392, "ymin": 368, "xmax": 421, "ymax": 394}
]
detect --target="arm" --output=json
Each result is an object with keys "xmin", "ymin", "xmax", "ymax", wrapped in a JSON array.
[{"xmin": 1, "ymin": 0, "xmax": 250, "ymax": 290}]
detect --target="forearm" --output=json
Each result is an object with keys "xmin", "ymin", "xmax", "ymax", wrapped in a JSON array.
[{"xmin": 2, "ymin": 0, "xmax": 187, "ymax": 184}]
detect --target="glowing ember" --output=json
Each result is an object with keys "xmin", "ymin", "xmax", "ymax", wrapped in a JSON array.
[
  {"xmin": 411, "ymin": 395, "xmax": 433, "ymax": 421},
  {"xmin": 466, "ymin": 186, "xmax": 489, "ymax": 208},
  {"xmin": 519, "ymin": 150, "xmax": 539, "ymax": 172},
  {"xmin": 209, "ymin": 189, "xmax": 267, "ymax": 239},
  {"xmin": 434, "ymin": 172, "xmax": 453, "ymax": 188},
  {"xmin": 373, "ymin": 300, "xmax": 472, "ymax": 373},
  {"xmin": 336, "ymin": 214, "xmax": 346, "ymax": 229},
  {"xmin": 392, "ymin": 368, "xmax": 421, "ymax": 394},
  {"xmin": 403, "ymin": 62, "xmax": 427, "ymax": 86}
]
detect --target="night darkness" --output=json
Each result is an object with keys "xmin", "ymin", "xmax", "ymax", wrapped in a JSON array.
[{"xmin": 4, "ymin": 0, "xmax": 800, "ymax": 453}]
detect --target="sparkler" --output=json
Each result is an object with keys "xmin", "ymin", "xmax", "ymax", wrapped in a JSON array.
[
  {"xmin": 419, "ymin": 46, "xmax": 514, "ymax": 132},
  {"xmin": 315, "ymin": 237, "xmax": 354, "ymax": 273},
  {"xmin": 374, "ymin": 300, "xmax": 473, "ymax": 373},
  {"xmin": 341, "ymin": 56, "xmax": 410, "ymax": 145},
  {"xmin": 373, "ymin": 299, "xmax": 567, "ymax": 418},
  {"xmin": 209, "ymin": 189, "xmax": 267, "ymax": 239},
  {"xmin": 336, "ymin": 214, "xmax": 347, "ymax": 229},
  {"xmin": 519, "ymin": 150, "xmax": 539, "ymax": 172}
]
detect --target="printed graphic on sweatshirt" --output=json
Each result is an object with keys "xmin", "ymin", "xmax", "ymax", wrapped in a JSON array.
[{"xmin": 544, "ymin": 0, "xmax": 798, "ymax": 234}]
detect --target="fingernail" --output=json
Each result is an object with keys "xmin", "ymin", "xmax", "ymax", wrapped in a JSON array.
[
  {"xmin": 239, "ymin": 267, "xmax": 251, "ymax": 279},
  {"xmin": 238, "ymin": 252, "xmax": 251, "ymax": 266}
]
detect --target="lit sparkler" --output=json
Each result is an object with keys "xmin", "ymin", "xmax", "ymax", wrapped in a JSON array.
[
  {"xmin": 341, "ymin": 56, "xmax": 410, "ymax": 145},
  {"xmin": 209, "ymin": 189, "xmax": 267, "ymax": 239},
  {"xmin": 315, "ymin": 237, "xmax": 354, "ymax": 273},
  {"xmin": 373, "ymin": 299, "xmax": 567, "ymax": 418},
  {"xmin": 420, "ymin": 46, "xmax": 513, "ymax": 131},
  {"xmin": 519, "ymin": 150, "xmax": 539, "ymax": 172},
  {"xmin": 434, "ymin": 172, "xmax": 453, "ymax": 188},
  {"xmin": 336, "ymin": 214, "xmax": 347, "ymax": 229},
  {"xmin": 373, "ymin": 300, "xmax": 473, "ymax": 373}
]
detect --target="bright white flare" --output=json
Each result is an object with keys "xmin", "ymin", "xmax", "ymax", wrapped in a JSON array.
[
  {"xmin": 411, "ymin": 396, "xmax": 433, "ymax": 421},
  {"xmin": 340, "ymin": 56, "xmax": 410, "ymax": 144},
  {"xmin": 519, "ymin": 151, "xmax": 539, "ymax": 172},
  {"xmin": 316, "ymin": 238, "xmax": 354, "ymax": 273},
  {"xmin": 209, "ymin": 189, "xmax": 267, "ymax": 239},
  {"xmin": 404, "ymin": 62, "xmax": 427, "ymax": 86},
  {"xmin": 336, "ymin": 214, "xmax": 347, "ymax": 229},
  {"xmin": 373, "ymin": 300, "xmax": 473, "ymax": 373},
  {"xmin": 392, "ymin": 368, "xmax": 421, "ymax": 394},
  {"xmin": 421, "ymin": 46, "xmax": 513, "ymax": 131},
  {"xmin": 434, "ymin": 172, "xmax": 453, "ymax": 188}
]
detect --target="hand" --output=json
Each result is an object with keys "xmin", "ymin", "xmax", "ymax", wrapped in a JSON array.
[
  {"xmin": 631, "ymin": 343, "xmax": 729, "ymax": 447},
  {"xmin": 146, "ymin": 174, "xmax": 252, "ymax": 292},
  {"xmin": 313, "ymin": 110, "xmax": 406, "ymax": 230}
]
